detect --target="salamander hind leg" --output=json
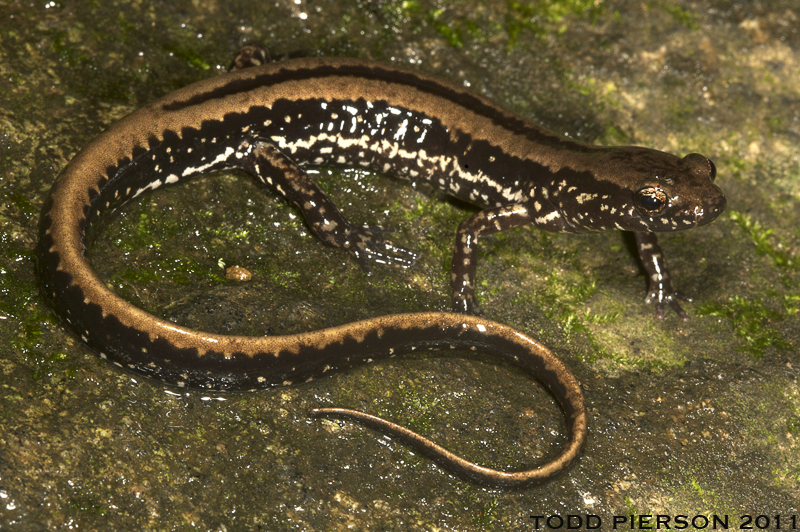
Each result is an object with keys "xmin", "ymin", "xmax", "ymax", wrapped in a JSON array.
[
  {"xmin": 239, "ymin": 139, "xmax": 419, "ymax": 272},
  {"xmin": 230, "ymin": 43, "xmax": 272, "ymax": 70},
  {"xmin": 230, "ymin": 43, "xmax": 308, "ymax": 71}
]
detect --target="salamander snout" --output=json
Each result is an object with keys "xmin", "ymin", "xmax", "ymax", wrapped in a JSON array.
[
  {"xmin": 688, "ymin": 185, "xmax": 726, "ymax": 227},
  {"xmin": 680, "ymin": 153, "xmax": 726, "ymax": 227}
]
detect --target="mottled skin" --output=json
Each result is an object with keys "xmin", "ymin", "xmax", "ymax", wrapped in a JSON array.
[{"xmin": 36, "ymin": 47, "xmax": 725, "ymax": 487}]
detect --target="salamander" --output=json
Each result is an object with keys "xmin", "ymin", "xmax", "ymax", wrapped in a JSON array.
[{"xmin": 36, "ymin": 46, "xmax": 726, "ymax": 487}]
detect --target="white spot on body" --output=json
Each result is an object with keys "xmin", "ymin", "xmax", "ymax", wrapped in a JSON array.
[{"xmin": 535, "ymin": 211, "xmax": 561, "ymax": 225}]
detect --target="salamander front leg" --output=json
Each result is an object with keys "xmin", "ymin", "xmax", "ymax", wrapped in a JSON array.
[
  {"xmin": 240, "ymin": 139, "xmax": 419, "ymax": 271},
  {"xmin": 452, "ymin": 204, "xmax": 534, "ymax": 314},
  {"xmin": 634, "ymin": 231, "xmax": 689, "ymax": 320}
]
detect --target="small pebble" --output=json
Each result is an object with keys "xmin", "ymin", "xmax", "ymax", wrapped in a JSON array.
[{"xmin": 225, "ymin": 265, "xmax": 252, "ymax": 281}]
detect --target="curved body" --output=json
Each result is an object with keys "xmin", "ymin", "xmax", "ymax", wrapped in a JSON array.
[{"xmin": 37, "ymin": 56, "xmax": 725, "ymax": 486}]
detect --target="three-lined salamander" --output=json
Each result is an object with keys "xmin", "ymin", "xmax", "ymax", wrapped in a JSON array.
[{"xmin": 36, "ymin": 48, "xmax": 725, "ymax": 487}]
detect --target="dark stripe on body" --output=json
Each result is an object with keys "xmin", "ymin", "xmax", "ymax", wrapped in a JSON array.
[{"xmin": 162, "ymin": 61, "xmax": 588, "ymax": 152}]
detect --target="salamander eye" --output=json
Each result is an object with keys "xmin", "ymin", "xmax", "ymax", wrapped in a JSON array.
[
  {"xmin": 637, "ymin": 187, "xmax": 668, "ymax": 214},
  {"xmin": 682, "ymin": 153, "xmax": 716, "ymax": 181}
]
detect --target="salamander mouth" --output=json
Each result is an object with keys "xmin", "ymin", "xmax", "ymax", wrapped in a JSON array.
[
  {"xmin": 698, "ymin": 189, "xmax": 727, "ymax": 226},
  {"xmin": 674, "ymin": 189, "xmax": 727, "ymax": 230}
]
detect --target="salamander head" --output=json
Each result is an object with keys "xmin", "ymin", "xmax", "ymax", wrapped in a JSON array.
[{"xmin": 551, "ymin": 148, "xmax": 726, "ymax": 233}]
